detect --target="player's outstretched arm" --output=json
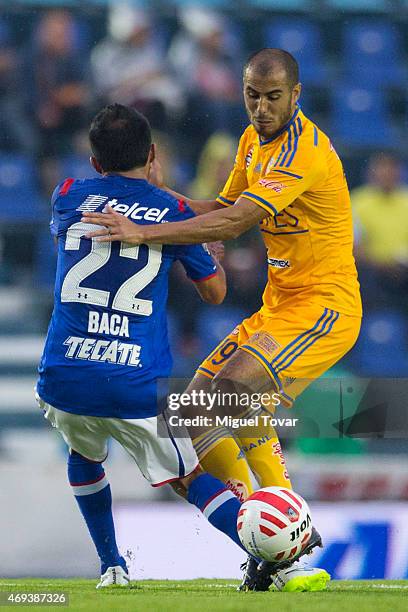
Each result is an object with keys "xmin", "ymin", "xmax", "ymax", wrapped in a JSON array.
[
  {"xmin": 82, "ymin": 197, "xmax": 268, "ymax": 245},
  {"xmin": 149, "ymin": 158, "xmax": 223, "ymax": 216}
]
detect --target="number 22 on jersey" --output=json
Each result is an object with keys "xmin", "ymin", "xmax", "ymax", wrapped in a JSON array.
[{"xmin": 61, "ymin": 222, "xmax": 162, "ymax": 316}]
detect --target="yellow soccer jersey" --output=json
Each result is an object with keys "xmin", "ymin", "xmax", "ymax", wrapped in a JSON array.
[{"xmin": 217, "ymin": 107, "xmax": 362, "ymax": 317}]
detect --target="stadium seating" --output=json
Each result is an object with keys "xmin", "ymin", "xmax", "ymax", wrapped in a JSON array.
[
  {"xmin": 0, "ymin": 154, "xmax": 45, "ymax": 222},
  {"xmin": 351, "ymin": 311, "xmax": 408, "ymax": 376},
  {"xmin": 196, "ymin": 305, "xmax": 247, "ymax": 356},
  {"xmin": 327, "ymin": 0, "xmax": 390, "ymax": 12},
  {"xmin": 60, "ymin": 154, "xmax": 98, "ymax": 181},
  {"xmin": 265, "ymin": 19, "xmax": 327, "ymax": 86},
  {"xmin": 170, "ymin": 0, "xmax": 232, "ymax": 7},
  {"xmin": 33, "ymin": 227, "xmax": 57, "ymax": 290},
  {"xmin": 251, "ymin": 0, "xmax": 310, "ymax": 9},
  {"xmin": 330, "ymin": 85, "xmax": 393, "ymax": 146},
  {"xmin": 342, "ymin": 21, "xmax": 405, "ymax": 87}
]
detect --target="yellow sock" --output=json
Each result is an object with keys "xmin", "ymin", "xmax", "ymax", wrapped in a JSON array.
[
  {"xmin": 238, "ymin": 426, "xmax": 292, "ymax": 489},
  {"xmin": 194, "ymin": 434, "xmax": 254, "ymax": 501}
]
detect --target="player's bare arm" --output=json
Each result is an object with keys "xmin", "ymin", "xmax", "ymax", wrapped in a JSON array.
[
  {"xmin": 190, "ymin": 240, "xmax": 226, "ymax": 305},
  {"xmin": 149, "ymin": 157, "xmax": 223, "ymax": 215},
  {"xmin": 193, "ymin": 265, "xmax": 226, "ymax": 305},
  {"xmin": 82, "ymin": 197, "xmax": 268, "ymax": 244}
]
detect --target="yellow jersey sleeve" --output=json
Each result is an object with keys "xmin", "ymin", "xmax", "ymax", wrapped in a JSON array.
[
  {"xmin": 242, "ymin": 149, "xmax": 328, "ymax": 216},
  {"xmin": 216, "ymin": 130, "xmax": 250, "ymax": 207}
]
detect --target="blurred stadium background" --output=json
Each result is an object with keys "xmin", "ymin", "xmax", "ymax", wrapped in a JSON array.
[{"xmin": 1, "ymin": 0, "xmax": 408, "ymax": 581}]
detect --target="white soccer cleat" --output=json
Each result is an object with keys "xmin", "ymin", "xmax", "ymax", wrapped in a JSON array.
[
  {"xmin": 96, "ymin": 565, "xmax": 130, "ymax": 589},
  {"xmin": 271, "ymin": 562, "xmax": 330, "ymax": 592}
]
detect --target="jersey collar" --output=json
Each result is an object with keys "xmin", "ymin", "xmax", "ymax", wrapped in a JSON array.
[{"xmin": 258, "ymin": 105, "xmax": 300, "ymax": 147}]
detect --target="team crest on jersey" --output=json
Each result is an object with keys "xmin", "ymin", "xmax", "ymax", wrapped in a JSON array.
[
  {"xmin": 249, "ymin": 331, "xmax": 280, "ymax": 357},
  {"xmin": 258, "ymin": 179, "xmax": 287, "ymax": 193},
  {"xmin": 245, "ymin": 146, "xmax": 254, "ymax": 169}
]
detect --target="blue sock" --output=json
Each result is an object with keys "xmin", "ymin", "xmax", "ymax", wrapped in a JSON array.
[
  {"xmin": 187, "ymin": 473, "xmax": 247, "ymax": 552},
  {"xmin": 67, "ymin": 450, "xmax": 127, "ymax": 574}
]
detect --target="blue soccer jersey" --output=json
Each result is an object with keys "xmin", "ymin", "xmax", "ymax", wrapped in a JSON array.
[{"xmin": 37, "ymin": 175, "xmax": 217, "ymax": 418}]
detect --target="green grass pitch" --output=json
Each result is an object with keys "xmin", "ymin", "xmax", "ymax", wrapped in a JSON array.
[{"xmin": 1, "ymin": 579, "xmax": 408, "ymax": 611}]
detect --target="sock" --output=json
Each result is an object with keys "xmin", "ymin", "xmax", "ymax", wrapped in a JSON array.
[
  {"xmin": 198, "ymin": 437, "xmax": 254, "ymax": 501},
  {"xmin": 67, "ymin": 450, "xmax": 126, "ymax": 574},
  {"xmin": 237, "ymin": 426, "xmax": 292, "ymax": 489},
  {"xmin": 187, "ymin": 472, "xmax": 247, "ymax": 552}
]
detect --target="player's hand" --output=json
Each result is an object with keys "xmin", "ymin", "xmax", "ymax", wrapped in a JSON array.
[
  {"xmin": 206, "ymin": 241, "xmax": 225, "ymax": 263},
  {"xmin": 81, "ymin": 205, "xmax": 145, "ymax": 243},
  {"xmin": 148, "ymin": 157, "xmax": 165, "ymax": 188}
]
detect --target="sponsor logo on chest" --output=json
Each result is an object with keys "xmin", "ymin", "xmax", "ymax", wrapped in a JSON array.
[
  {"xmin": 268, "ymin": 257, "xmax": 291, "ymax": 269},
  {"xmin": 258, "ymin": 179, "xmax": 287, "ymax": 193},
  {"xmin": 76, "ymin": 197, "xmax": 169, "ymax": 223}
]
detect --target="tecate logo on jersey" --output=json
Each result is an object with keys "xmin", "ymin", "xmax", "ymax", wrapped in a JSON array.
[
  {"xmin": 63, "ymin": 336, "xmax": 142, "ymax": 367},
  {"xmin": 107, "ymin": 199, "xmax": 169, "ymax": 223}
]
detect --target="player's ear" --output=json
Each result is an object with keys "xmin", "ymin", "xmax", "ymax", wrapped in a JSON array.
[
  {"xmin": 293, "ymin": 83, "xmax": 302, "ymax": 105},
  {"xmin": 149, "ymin": 143, "xmax": 156, "ymax": 164},
  {"xmin": 90, "ymin": 156, "xmax": 103, "ymax": 175}
]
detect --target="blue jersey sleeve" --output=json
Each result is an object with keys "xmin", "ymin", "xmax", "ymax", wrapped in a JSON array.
[
  {"xmin": 177, "ymin": 243, "xmax": 217, "ymax": 282},
  {"xmin": 170, "ymin": 198, "xmax": 217, "ymax": 281},
  {"xmin": 49, "ymin": 183, "xmax": 62, "ymax": 237}
]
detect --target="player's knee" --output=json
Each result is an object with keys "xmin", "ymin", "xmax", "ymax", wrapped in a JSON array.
[
  {"xmin": 211, "ymin": 372, "xmax": 243, "ymax": 416},
  {"xmin": 211, "ymin": 372, "xmax": 237, "ymax": 396}
]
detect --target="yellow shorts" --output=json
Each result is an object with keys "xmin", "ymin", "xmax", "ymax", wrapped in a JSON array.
[{"xmin": 197, "ymin": 302, "xmax": 361, "ymax": 406}]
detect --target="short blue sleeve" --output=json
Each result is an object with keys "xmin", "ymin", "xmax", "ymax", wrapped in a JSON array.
[
  {"xmin": 49, "ymin": 183, "xmax": 62, "ymax": 237},
  {"xmin": 171, "ymin": 199, "xmax": 217, "ymax": 281},
  {"xmin": 177, "ymin": 243, "xmax": 217, "ymax": 282}
]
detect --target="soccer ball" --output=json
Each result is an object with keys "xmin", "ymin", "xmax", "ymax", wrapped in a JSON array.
[{"xmin": 237, "ymin": 486, "xmax": 313, "ymax": 562}]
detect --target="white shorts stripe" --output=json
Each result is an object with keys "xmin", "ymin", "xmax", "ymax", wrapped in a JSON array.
[
  {"xmin": 202, "ymin": 489, "xmax": 236, "ymax": 519},
  {"xmin": 71, "ymin": 474, "xmax": 108, "ymax": 496}
]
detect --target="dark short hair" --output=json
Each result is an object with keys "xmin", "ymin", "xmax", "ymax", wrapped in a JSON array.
[
  {"xmin": 89, "ymin": 104, "xmax": 152, "ymax": 172},
  {"xmin": 244, "ymin": 48, "xmax": 299, "ymax": 89}
]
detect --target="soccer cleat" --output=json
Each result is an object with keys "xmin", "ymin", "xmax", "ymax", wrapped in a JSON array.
[
  {"xmin": 238, "ymin": 556, "xmax": 270, "ymax": 592},
  {"xmin": 272, "ymin": 562, "xmax": 330, "ymax": 592},
  {"xmin": 239, "ymin": 526, "xmax": 324, "ymax": 591},
  {"xmin": 96, "ymin": 565, "xmax": 130, "ymax": 589}
]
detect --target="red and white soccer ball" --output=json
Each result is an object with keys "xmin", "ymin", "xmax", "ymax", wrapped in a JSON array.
[{"xmin": 237, "ymin": 486, "xmax": 313, "ymax": 562}]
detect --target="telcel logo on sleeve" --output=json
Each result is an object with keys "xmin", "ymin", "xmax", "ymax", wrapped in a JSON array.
[{"xmin": 258, "ymin": 179, "xmax": 287, "ymax": 193}]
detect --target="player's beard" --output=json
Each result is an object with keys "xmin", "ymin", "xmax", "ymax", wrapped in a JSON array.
[{"xmin": 255, "ymin": 98, "xmax": 294, "ymax": 141}]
